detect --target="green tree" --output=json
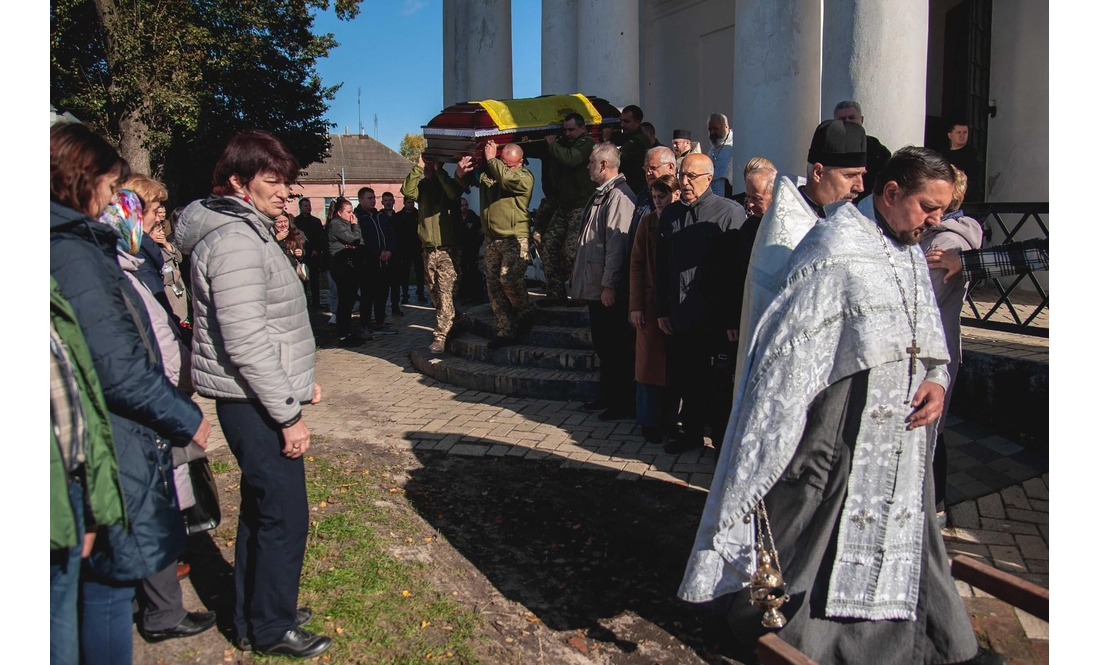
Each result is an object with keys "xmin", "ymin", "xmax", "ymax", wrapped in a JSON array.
[
  {"xmin": 51, "ymin": 0, "xmax": 364, "ymax": 202},
  {"xmin": 399, "ymin": 133, "xmax": 427, "ymax": 163}
]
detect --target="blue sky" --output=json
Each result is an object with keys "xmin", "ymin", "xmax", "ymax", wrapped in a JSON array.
[{"xmin": 311, "ymin": 0, "xmax": 542, "ymax": 154}]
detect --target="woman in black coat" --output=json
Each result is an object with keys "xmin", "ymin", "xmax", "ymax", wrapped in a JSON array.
[{"xmin": 49, "ymin": 122, "xmax": 211, "ymax": 665}]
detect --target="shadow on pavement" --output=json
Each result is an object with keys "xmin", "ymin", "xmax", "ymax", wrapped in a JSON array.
[{"xmin": 405, "ymin": 444, "xmax": 754, "ymax": 664}]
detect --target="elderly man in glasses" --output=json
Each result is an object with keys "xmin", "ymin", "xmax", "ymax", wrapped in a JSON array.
[{"xmin": 656, "ymin": 153, "xmax": 747, "ymax": 454}]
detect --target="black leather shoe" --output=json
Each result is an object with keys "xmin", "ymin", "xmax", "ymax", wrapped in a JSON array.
[
  {"xmin": 141, "ymin": 611, "xmax": 217, "ymax": 642},
  {"xmin": 391, "ymin": 307, "xmax": 405, "ymax": 317},
  {"xmin": 236, "ymin": 608, "xmax": 315, "ymax": 651},
  {"xmin": 664, "ymin": 435, "xmax": 704, "ymax": 455},
  {"xmin": 582, "ymin": 398, "xmax": 609, "ymax": 412},
  {"xmin": 642, "ymin": 426, "xmax": 663, "ymax": 444},
  {"xmin": 253, "ymin": 628, "xmax": 333, "ymax": 658}
]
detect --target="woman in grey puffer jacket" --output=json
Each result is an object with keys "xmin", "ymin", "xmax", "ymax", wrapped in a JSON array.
[{"xmin": 173, "ymin": 131, "xmax": 332, "ymax": 659}]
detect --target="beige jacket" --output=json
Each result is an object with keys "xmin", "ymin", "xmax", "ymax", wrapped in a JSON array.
[{"xmin": 570, "ymin": 174, "xmax": 637, "ymax": 301}]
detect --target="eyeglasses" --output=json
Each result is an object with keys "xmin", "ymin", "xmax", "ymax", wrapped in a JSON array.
[
  {"xmin": 678, "ymin": 171, "xmax": 708, "ymax": 181},
  {"xmin": 644, "ymin": 164, "xmax": 672, "ymax": 174}
]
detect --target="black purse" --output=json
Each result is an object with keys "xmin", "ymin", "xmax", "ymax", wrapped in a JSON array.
[
  {"xmin": 172, "ymin": 443, "xmax": 222, "ymax": 535},
  {"xmin": 181, "ymin": 457, "xmax": 221, "ymax": 535}
]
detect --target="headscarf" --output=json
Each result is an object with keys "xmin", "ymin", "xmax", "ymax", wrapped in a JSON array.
[{"xmin": 99, "ymin": 189, "xmax": 144, "ymax": 255}]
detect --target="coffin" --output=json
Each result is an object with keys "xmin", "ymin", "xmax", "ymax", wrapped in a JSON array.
[{"xmin": 422, "ymin": 94, "xmax": 621, "ymax": 166}]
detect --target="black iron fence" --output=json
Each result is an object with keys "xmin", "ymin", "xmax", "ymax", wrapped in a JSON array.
[{"xmin": 958, "ymin": 203, "xmax": 1048, "ymax": 338}]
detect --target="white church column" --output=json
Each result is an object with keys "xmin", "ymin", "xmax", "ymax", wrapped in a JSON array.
[
  {"xmin": 577, "ymin": 0, "xmax": 640, "ymax": 108},
  {"xmin": 821, "ymin": 0, "xmax": 929, "ymax": 151},
  {"xmin": 731, "ymin": 0, "xmax": 822, "ymax": 177},
  {"xmin": 465, "ymin": 0, "xmax": 514, "ymax": 101},
  {"xmin": 542, "ymin": 0, "xmax": 578, "ymax": 95},
  {"xmin": 442, "ymin": 0, "xmax": 469, "ymax": 106}
]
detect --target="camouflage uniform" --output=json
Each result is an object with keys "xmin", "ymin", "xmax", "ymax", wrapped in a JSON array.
[
  {"xmin": 540, "ymin": 205, "xmax": 584, "ymax": 300},
  {"xmin": 484, "ymin": 237, "xmax": 533, "ymax": 338},
  {"xmin": 531, "ymin": 196, "xmax": 558, "ymax": 253},
  {"xmin": 423, "ymin": 246, "xmax": 462, "ymax": 343}
]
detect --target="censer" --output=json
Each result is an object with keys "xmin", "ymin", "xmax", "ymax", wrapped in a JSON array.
[{"xmin": 749, "ymin": 501, "xmax": 790, "ymax": 629}]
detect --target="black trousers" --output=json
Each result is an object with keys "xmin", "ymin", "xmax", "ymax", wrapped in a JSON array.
[
  {"xmin": 393, "ymin": 253, "xmax": 425, "ymax": 299},
  {"xmin": 667, "ymin": 328, "xmax": 734, "ymax": 443},
  {"xmin": 934, "ymin": 432, "xmax": 947, "ymax": 512},
  {"xmin": 588, "ymin": 300, "xmax": 635, "ymax": 411},
  {"xmin": 216, "ymin": 400, "xmax": 308, "ymax": 646},
  {"xmin": 305, "ymin": 259, "xmax": 323, "ymax": 309},
  {"xmin": 331, "ymin": 253, "xmax": 359, "ymax": 337},
  {"xmin": 360, "ymin": 259, "xmax": 390, "ymax": 327}
]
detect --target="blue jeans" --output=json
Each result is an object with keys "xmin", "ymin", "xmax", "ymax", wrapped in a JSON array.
[
  {"xmin": 50, "ymin": 480, "xmax": 84, "ymax": 665},
  {"xmin": 80, "ymin": 574, "xmax": 136, "ymax": 665}
]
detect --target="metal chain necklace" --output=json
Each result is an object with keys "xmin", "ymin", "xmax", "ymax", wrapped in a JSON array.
[{"xmin": 875, "ymin": 223, "xmax": 921, "ymax": 395}]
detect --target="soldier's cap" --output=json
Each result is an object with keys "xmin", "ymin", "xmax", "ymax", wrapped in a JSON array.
[
  {"xmin": 672, "ymin": 129, "xmax": 692, "ymax": 140},
  {"xmin": 807, "ymin": 119, "xmax": 867, "ymax": 168}
]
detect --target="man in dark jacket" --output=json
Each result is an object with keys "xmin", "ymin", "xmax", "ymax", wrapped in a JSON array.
[
  {"xmin": 656, "ymin": 153, "xmax": 747, "ymax": 454},
  {"xmin": 355, "ymin": 187, "xmax": 398, "ymax": 335},
  {"xmin": 456, "ymin": 197, "xmax": 484, "ymax": 303},
  {"xmin": 295, "ymin": 198, "xmax": 326, "ymax": 311},
  {"xmin": 391, "ymin": 196, "xmax": 426, "ymax": 304}
]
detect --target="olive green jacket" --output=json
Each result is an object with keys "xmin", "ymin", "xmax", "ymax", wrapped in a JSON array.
[
  {"xmin": 545, "ymin": 134, "xmax": 598, "ymax": 210},
  {"xmin": 51, "ymin": 277, "xmax": 127, "ymax": 550},
  {"xmin": 459, "ymin": 158, "xmax": 533, "ymax": 240},
  {"xmin": 401, "ymin": 164, "xmax": 463, "ymax": 248}
]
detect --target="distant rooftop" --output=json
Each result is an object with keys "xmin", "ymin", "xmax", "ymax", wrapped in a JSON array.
[{"xmin": 299, "ymin": 133, "xmax": 413, "ymax": 183}]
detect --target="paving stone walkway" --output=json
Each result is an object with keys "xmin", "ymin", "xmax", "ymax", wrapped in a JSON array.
[{"xmin": 196, "ymin": 298, "xmax": 1048, "ymax": 661}]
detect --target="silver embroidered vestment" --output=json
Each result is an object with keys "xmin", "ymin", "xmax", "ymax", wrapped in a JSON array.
[{"xmin": 678, "ymin": 196, "xmax": 950, "ymax": 621}]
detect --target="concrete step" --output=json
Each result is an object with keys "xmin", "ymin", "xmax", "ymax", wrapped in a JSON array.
[
  {"xmin": 462, "ymin": 308, "xmax": 594, "ymax": 350},
  {"xmin": 448, "ymin": 333, "xmax": 600, "ymax": 371},
  {"xmin": 530, "ymin": 303, "xmax": 591, "ymax": 327},
  {"xmin": 410, "ymin": 344, "xmax": 600, "ymax": 402}
]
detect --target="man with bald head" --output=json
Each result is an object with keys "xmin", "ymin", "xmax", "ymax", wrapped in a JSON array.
[
  {"xmin": 656, "ymin": 153, "xmax": 747, "ymax": 454},
  {"xmin": 456, "ymin": 140, "xmax": 535, "ymax": 349}
]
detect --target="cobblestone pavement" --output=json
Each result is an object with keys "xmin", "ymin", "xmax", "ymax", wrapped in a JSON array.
[
  {"xmin": 196, "ymin": 298, "xmax": 1048, "ymax": 661},
  {"xmin": 962, "ymin": 286, "xmax": 1047, "ymax": 362}
]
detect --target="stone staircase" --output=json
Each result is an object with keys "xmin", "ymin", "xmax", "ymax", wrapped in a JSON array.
[{"xmin": 409, "ymin": 296, "xmax": 601, "ymax": 401}]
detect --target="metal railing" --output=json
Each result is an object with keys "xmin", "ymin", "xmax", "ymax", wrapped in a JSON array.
[{"xmin": 958, "ymin": 203, "xmax": 1048, "ymax": 338}]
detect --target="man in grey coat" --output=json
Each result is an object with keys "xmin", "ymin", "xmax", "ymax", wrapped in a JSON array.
[{"xmin": 572, "ymin": 142, "xmax": 637, "ymax": 420}]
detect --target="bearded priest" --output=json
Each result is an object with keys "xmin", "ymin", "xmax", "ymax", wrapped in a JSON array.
[{"xmin": 678, "ymin": 147, "xmax": 1004, "ymax": 665}]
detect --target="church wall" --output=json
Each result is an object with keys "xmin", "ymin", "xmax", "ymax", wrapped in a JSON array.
[
  {"xmin": 985, "ymin": 0, "xmax": 1048, "ymax": 291},
  {"xmin": 640, "ymin": 0, "xmax": 735, "ymax": 148}
]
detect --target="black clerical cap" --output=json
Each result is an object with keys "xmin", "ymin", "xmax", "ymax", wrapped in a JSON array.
[
  {"xmin": 673, "ymin": 129, "xmax": 691, "ymax": 140},
  {"xmin": 807, "ymin": 120, "xmax": 867, "ymax": 167}
]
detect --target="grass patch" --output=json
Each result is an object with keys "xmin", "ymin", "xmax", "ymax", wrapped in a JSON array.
[
  {"xmin": 247, "ymin": 454, "xmax": 481, "ymax": 664},
  {"xmin": 209, "ymin": 459, "xmax": 234, "ymax": 474}
]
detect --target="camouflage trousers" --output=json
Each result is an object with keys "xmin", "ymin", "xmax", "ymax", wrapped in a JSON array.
[
  {"xmin": 531, "ymin": 197, "xmax": 558, "ymax": 253},
  {"xmin": 541, "ymin": 205, "xmax": 584, "ymax": 300},
  {"xmin": 484, "ymin": 237, "xmax": 533, "ymax": 338},
  {"xmin": 423, "ymin": 246, "xmax": 461, "ymax": 343}
]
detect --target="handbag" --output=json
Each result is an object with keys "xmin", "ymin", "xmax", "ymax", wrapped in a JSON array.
[
  {"xmin": 295, "ymin": 260, "xmax": 310, "ymax": 283},
  {"xmin": 172, "ymin": 442, "xmax": 221, "ymax": 535}
]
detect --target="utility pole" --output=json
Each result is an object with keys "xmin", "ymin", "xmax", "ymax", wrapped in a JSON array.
[
  {"xmin": 358, "ymin": 87, "xmax": 363, "ymax": 135},
  {"xmin": 373, "ymin": 113, "xmax": 378, "ymax": 139}
]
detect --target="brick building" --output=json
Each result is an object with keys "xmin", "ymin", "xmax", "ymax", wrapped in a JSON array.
[{"xmin": 291, "ymin": 133, "xmax": 415, "ymax": 217}]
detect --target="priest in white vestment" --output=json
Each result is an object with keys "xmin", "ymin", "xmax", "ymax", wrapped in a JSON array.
[{"xmin": 679, "ymin": 147, "xmax": 1005, "ymax": 665}]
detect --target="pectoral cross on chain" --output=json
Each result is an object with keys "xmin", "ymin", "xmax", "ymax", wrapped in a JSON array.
[{"xmin": 906, "ymin": 339, "xmax": 921, "ymax": 379}]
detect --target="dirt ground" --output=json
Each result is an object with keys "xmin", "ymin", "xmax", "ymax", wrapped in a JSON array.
[{"xmin": 133, "ymin": 435, "xmax": 753, "ymax": 665}]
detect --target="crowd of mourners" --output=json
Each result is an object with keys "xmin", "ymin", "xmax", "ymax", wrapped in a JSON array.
[{"xmin": 51, "ymin": 100, "xmax": 1047, "ymax": 665}]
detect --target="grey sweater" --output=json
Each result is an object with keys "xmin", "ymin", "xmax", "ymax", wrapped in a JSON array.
[{"xmin": 175, "ymin": 196, "xmax": 316, "ymax": 424}]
